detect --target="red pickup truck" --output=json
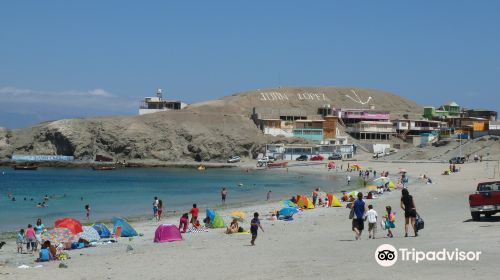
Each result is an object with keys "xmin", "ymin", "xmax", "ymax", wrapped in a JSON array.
[{"xmin": 469, "ymin": 181, "xmax": 500, "ymax": 221}]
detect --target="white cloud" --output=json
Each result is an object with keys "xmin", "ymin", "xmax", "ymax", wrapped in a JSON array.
[
  {"xmin": 0, "ymin": 86, "xmax": 138, "ymax": 128},
  {"xmin": 87, "ymin": 88, "xmax": 113, "ymax": 97}
]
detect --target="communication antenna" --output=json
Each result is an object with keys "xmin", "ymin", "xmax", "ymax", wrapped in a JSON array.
[{"xmin": 345, "ymin": 89, "xmax": 372, "ymax": 107}]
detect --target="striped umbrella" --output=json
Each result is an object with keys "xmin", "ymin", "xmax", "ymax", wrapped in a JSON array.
[{"xmin": 41, "ymin": 228, "xmax": 77, "ymax": 246}]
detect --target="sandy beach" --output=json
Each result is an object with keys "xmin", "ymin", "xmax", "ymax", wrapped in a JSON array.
[{"xmin": 1, "ymin": 160, "xmax": 499, "ymax": 280}]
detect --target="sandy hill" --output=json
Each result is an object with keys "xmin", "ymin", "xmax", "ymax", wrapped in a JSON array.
[{"xmin": 0, "ymin": 87, "xmax": 423, "ymax": 163}]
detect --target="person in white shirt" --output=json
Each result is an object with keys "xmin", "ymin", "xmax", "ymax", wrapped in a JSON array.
[
  {"xmin": 365, "ymin": 204, "xmax": 378, "ymax": 239},
  {"xmin": 347, "ymin": 176, "xmax": 351, "ymax": 185}
]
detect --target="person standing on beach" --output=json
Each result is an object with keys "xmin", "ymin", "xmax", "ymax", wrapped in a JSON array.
[
  {"xmin": 221, "ymin": 188, "xmax": 227, "ymax": 205},
  {"xmin": 190, "ymin": 204, "xmax": 199, "ymax": 224},
  {"xmin": 401, "ymin": 188, "xmax": 417, "ymax": 237},
  {"xmin": 25, "ymin": 224, "xmax": 37, "ymax": 253},
  {"xmin": 34, "ymin": 218, "xmax": 44, "ymax": 247},
  {"xmin": 153, "ymin": 197, "xmax": 159, "ymax": 219},
  {"xmin": 312, "ymin": 188, "xmax": 319, "ymax": 206},
  {"xmin": 85, "ymin": 205, "xmax": 91, "ymax": 222},
  {"xmin": 157, "ymin": 200, "xmax": 163, "ymax": 221},
  {"xmin": 266, "ymin": 190, "xmax": 272, "ymax": 201},
  {"xmin": 347, "ymin": 175, "xmax": 351, "ymax": 185},
  {"xmin": 351, "ymin": 192, "xmax": 367, "ymax": 240},
  {"xmin": 250, "ymin": 212, "xmax": 264, "ymax": 246}
]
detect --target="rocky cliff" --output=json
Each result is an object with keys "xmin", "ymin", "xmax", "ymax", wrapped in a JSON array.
[{"xmin": 0, "ymin": 87, "xmax": 423, "ymax": 162}]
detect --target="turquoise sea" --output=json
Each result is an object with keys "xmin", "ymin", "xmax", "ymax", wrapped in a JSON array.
[{"xmin": 0, "ymin": 167, "xmax": 348, "ymax": 232}]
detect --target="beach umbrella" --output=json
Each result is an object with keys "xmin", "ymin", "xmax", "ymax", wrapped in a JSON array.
[
  {"xmin": 41, "ymin": 228, "xmax": 77, "ymax": 246},
  {"xmin": 231, "ymin": 211, "xmax": 246, "ymax": 222},
  {"xmin": 78, "ymin": 226, "xmax": 101, "ymax": 242},
  {"xmin": 279, "ymin": 207, "xmax": 299, "ymax": 217},
  {"xmin": 374, "ymin": 177, "xmax": 390, "ymax": 183},
  {"xmin": 55, "ymin": 217, "xmax": 83, "ymax": 234}
]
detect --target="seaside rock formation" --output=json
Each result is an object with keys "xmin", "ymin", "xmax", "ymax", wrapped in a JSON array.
[{"xmin": 0, "ymin": 87, "xmax": 424, "ymax": 163}]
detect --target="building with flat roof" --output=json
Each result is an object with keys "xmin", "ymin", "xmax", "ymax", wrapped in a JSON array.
[{"xmin": 139, "ymin": 89, "xmax": 187, "ymax": 115}]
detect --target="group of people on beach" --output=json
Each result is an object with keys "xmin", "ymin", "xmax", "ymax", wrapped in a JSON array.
[
  {"xmin": 15, "ymin": 218, "xmax": 60, "ymax": 262},
  {"xmin": 350, "ymin": 188, "xmax": 419, "ymax": 240}
]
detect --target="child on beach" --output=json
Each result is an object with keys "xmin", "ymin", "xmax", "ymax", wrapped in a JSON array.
[
  {"xmin": 383, "ymin": 206, "xmax": 396, "ymax": 238},
  {"xmin": 250, "ymin": 212, "xmax": 264, "ymax": 246},
  {"xmin": 365, "ymin": 205, "xmax": 378, "ymax": 239},
  {"xmin": 179, "ymin": 213, "xmax": 189, "ymax": 233},
  {"xmin": 152, "ymin": 197, "xmax": 159, "ymax": 219},
  {"xmin": 16, "ymin": 229, "xmax": 25, "ymax": 253},
  {"xmin": 190, "ymin": 203, "xmax": 199, "ymax": 224}
]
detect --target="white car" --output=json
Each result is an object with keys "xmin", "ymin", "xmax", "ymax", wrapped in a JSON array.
[{"xmin": 227, "ymin": 156, "xmax": 241, "ymax": 163}]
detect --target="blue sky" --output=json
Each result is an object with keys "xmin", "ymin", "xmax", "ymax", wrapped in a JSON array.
[{"xmin": 1, "ymin": 1, "xmax": 499, "ymax": 128}]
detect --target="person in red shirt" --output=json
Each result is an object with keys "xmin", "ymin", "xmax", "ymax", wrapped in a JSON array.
[{"xmin": 190, "ymin": 203, "xmax": 199, "ymax": 224}]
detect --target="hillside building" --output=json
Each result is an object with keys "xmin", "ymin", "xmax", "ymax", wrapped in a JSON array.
[{"xmin": 139, "ymin": 89, "xmax": 187, "ymax": 115}]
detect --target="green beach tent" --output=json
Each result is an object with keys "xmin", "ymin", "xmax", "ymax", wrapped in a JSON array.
[{"xmin": 212, "ymin": 214, "xmax": 225, "ymax": 228}]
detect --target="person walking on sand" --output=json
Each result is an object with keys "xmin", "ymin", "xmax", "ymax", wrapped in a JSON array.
[
  {"xmin": 366, "ymin": 204, "xmax": 377, "ymax": 239},
  {"xmin": 157, "ymin": 200, "xmax": 164, "ymax": 221},
  {"xmin": 401, "ymin": 188, "xmax": 417, "ymax": 237},
  {"xmin": 85, "ymin": 204, "xmax": 91, "ymax": 222},
  {"xmin": 347, "ymin": 175, "xmax": 351, "ymax": 185},
  {"xmin": 221, "ymin": 188, "xmax": 228, "ymax": 205},
  {"xmin": 383, "ymin": 206, "xmax": 396, "ymax": 238},
  {"xmin": 152, "ymin": 197, "xmax": 159, "ymax": 219},
  {"xmin": 266, "ymin": 190, "xmax": 272, "ymax": 201},
  {"xmin": 351, "ymin": 192, "xmax": 367, "ymax": 240},
  {"xmin": 250, "ymin": 212, "xmax": 264, "ymax": 246}
]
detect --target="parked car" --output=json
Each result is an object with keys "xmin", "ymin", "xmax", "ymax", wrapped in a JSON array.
[
  {"xmin": 449, "ymin": 156, "xmax": 466, "ymax": 164},
  {"xmin": 227, "ymin": 156, "xmax": 241, "ymax": 163},
  {"xmin": 296, "ymin": 155, "xmax": 308, "ymax": 161},
  {"xmin": 468, "ymin": 181, "xmax": 500, "ymax": 221},
  {"xmin": 310, "ymin": 155, "xmax": 324, "ymax": 161},
  {"xmin": 258, "ymin": 156, "xmax": 271, "ymax": 163},
  {"xmin": 328, "ymin": 154, "xmax": 342, "ymax": 160}
]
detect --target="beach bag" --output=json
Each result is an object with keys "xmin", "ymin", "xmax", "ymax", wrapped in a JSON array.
[{"xmin": 416, "ymin": 214, "xmax": 424, "ymax": 231}]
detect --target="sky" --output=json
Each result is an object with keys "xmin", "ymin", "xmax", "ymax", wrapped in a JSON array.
[{"xmin": 0, "ymin": 1, "xmax": 499, "ymax": 128}]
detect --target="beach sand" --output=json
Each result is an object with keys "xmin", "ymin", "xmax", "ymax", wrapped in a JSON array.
[{"xmin": 1, "ymin": 161, "xmax": 499, "ymax": 279}]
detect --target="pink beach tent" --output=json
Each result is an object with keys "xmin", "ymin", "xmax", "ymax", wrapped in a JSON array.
[{"xmin": 154, "ymin": 224, "xmax": 183, "ymax": 243}]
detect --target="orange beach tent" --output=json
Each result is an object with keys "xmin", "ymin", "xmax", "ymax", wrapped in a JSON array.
[
  {"xmin": 296, "ymin": 195, "xmax": 314, "ymax": 209},
  {"xmin": 327, "ymin": 194, "xmax": 342, "ymax": 207}
]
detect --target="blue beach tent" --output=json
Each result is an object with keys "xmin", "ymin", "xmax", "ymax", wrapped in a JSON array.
[
  {"xmin": 111, "ymin": 217, "xmax": 138, "ymax": 237},
  {"xmin": 279, "ymin": 207, "xmax": 299, "ymax": 217},
  {"xmin": 93, "ymin": 223, "xmax": 111, "ymax": 238},
  {"xmin": 206, "ymin": 208, "xmax": 215, "ymax": 222}
]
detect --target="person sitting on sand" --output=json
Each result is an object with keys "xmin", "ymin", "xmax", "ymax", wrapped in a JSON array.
[
  {"xmin": 36, "ymin": 242, "xmax": 53, "ymax": 262},
  {"xmin": 42, "ymin": 241, "xmax": 57, "ymax": 260},
  {"xmin": 193, "ymin": 219, "xmax": 202, "ymax": 229},
  {"xmin": 203, "ymin": 216, "xmax": 212, "ymax": 228},
  {"xmin": 179, "ymin": 213, "xmax": 189, "ymax": 233},
  {"xmin": 226, "ymin": 218, "xmax": 239, "ymax": 234}
]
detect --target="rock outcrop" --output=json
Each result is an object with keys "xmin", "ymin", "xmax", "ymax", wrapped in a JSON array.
[{"xmin": 0, "ymin": 87, "xmax": 423, "ymax": 162}]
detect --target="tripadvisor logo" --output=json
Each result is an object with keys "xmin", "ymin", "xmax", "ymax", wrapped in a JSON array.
[{"xmin": 375, "ymin": 244, "xmax": 481, "ymax": 267}]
